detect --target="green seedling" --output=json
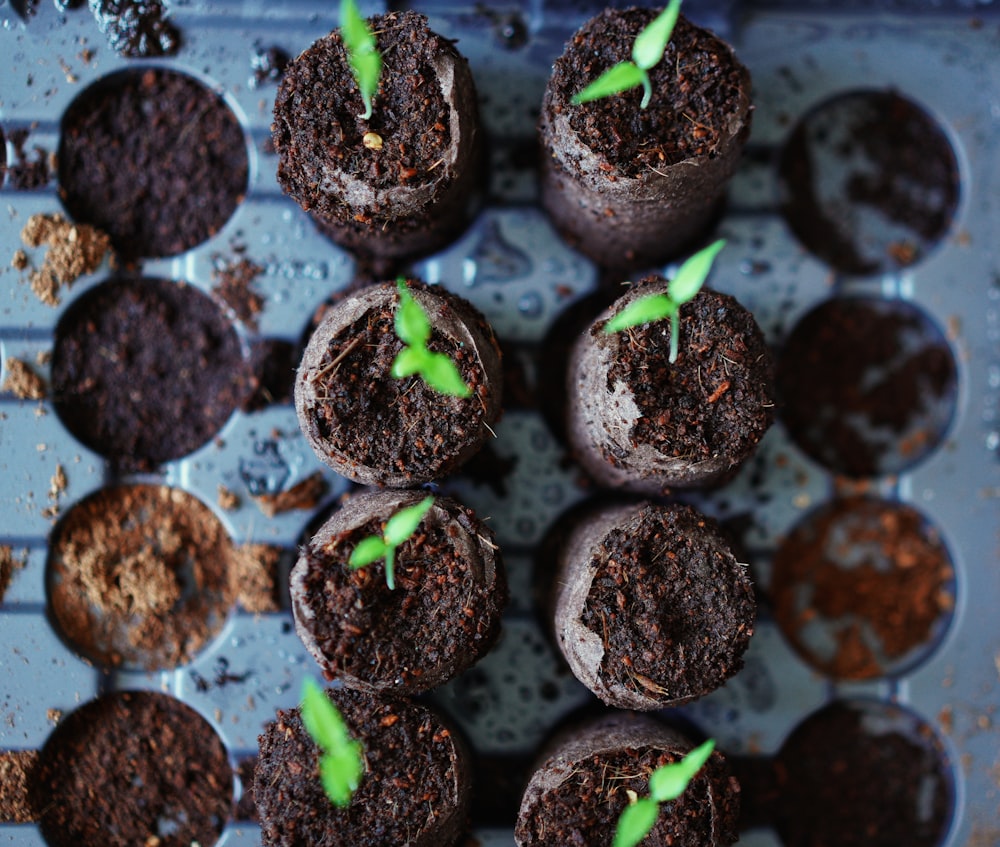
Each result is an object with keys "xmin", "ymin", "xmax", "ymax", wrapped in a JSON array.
[
  {"xmin": 340, "ymin": 0, "xmax": 382, "ymax": 120},
  {"xmin": 603, "ymin": 238, "xmax": 726, "ymax": 363},
  {"xmin": 300, "ymin": 677, "xmax": 365, "ymax": 808},
  {"xmin": 613, "ymin": 738, "xmax": 716, "ymax": 847},
  {"xmin": 348, "ymin": 495, "xmax": 435, "ymax": 590},
  {"xmin": 572, "ymin": 0, "xmax": 682, "ymax": 109},
  {"xmin": 391, "ymin": 281, "xmax": 472, "ymax": 398}
]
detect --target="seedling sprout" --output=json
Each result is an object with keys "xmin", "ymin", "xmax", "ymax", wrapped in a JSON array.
[
  {"xmin": 391, "ymin": 281, "xmax": 473, "ymax": 398},
  {"xmin": 603, "ymin": 238, "xmax": 726, "ymax": 363},
  {"xmin": 572, "ymin": 0, "xmax": 683, "ymax": 109},
  {"xmin": 300, "ymin": 677, "xmax": 365, "ymax": 808},
  {"xmin": 613, "ymin": 739, "xmax": 716, "ymax": 847},
  {"xmin": 348, "ymin": 495, "xmax": 435, "ymax": 589},
  {"xmin": 340, "ymin": 0, "xmax": 381, "ymax": 120}
]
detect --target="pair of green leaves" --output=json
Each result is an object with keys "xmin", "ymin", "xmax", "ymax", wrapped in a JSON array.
[
  {"xmin": 391, "ymin": 281, "xmax": 472, "ymax": 398},
  {"xmin": 572, "ymin": 0, "xmax": 683, "ymax": 109},
  {"xmin": 348, "ymin": 495, "xmax": 435, "ymax": 590},
  {"xmin": 300, "ymin": 677, "xmax": 365, "ymax": 808},
  {"xmin": 340, "ymin": 0, "xmax": 382, "ymax": 120},
  {"xmin": 613, "ymin": 738, "xmax": 716, "ymax": 847},
  {"xmin": 603, "ymin": 238, "xmax": 726, "ymax": 363}
]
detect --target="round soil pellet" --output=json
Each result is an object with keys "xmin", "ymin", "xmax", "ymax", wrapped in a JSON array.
[
  {"xmin": 59, "ymin": 67, "xmax": 247, "ymax": 259},
  {"xmin": 255, "ymin": 687, "xmax": 471, "ymax": 847},
  {"xmin": 553, "ymin": 501, "xmax": 755, "ymax": 710},
  {"xmin": 771, "ymin": 497, "xmax": 955, "ymax": 680},
  {"xmin": 47, "ymin": 484, "xmax": 236, "ymax": 670},
  {"xmin": 777, "ymin": 296, "xmax": 957, "ymax": 478},
  {"xmin": 51, "ymin": 276, "xmax": 250, "ymax": 471},
  {"xmin": 291, "ymin": 489, "xmax": 507, "ymax": 694},
  {"xmin": 295, "ymin": 279, "xmax": 502, "ymax": 487},
  {"xmin": 34, "ymin": 690, "xmax": 232, "ymax": 847}
]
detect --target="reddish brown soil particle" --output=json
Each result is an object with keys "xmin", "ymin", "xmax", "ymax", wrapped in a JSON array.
[
  {"xmin": 212, "ymin": 256, "xmax": 265, "ymax": 329},
  {"xmin": 0, "ymin": 546, "xmax": 27, "ymax": 603},
  {"xmin": 251, "ymin": 471, "xmax": 328, "ymax": 517},
  {"xmin": 2, "ymin": 357, "xmax": 47, "ymax": 400}
]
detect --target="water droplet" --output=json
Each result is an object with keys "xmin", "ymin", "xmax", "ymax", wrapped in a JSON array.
[{"xmin": 517, "ymin": 291, "xmax": 542, "ymax": 317}]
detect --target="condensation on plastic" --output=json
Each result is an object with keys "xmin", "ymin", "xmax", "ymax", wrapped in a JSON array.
[{"xmin": 1, "ymin": 2, "xmax": 999, "ymax": 846}]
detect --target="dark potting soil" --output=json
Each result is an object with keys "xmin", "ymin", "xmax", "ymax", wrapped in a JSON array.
[
  {"xmin": 546, "ymin": 9, "xmax": 748, "ymax": 177},
  {"xmin": 771, "ymin": 497, "xmax": 954, "ymax": 680},
  {"xmin": 34, "ymin": 690, "xmax": 232, "ymax": 847},
  {"xmin": 6, "ymin": 128, "xmax": 52, "ymax": 190},
  {"xmin": 59, "ymin": 68, "xmax": 247, "ymax": 259},
  {"xmin": 776, "ymin": 297, "xmax": 956, "ymax": 478},
  {"xmin": 47, "ymin": 484, "xmax": 236, "ymax": 670},
  {"xmin": 774, "ymin": 701, "xmax": 952, "ymax": 847},
  {"xmin": 255, "ymin": 688, "xmax": 467, "ymax": 847},
  {"xmin": 778, "ymin": 90, "xmax": 960, "ymax": 275},
  {"xmin": 273, "ymin": 10, "xmax": 453, "ymax": 224},
  {"xmin": 50, "ymin": 277, "xmax": 250, "ymax": 471},
  {"xmin": 295, "ymin": 501, "xmax": 505, "ymax": 691},
  {"xmin": 516, "ymin": 745, "xmax": 731, "ymax": 847},
  {"xmin": 89, "ymin": 0, "xmax": 181, "ymax": 57},
  {"xmin": 244, "ymin": 338, "xmax": 296, "ymax": 412},
  {"xmin": 580, "ymin": 503, "xmax": 755, "ymax": 702},
  {"xmin": 307, "ymin": 293, "xmax": 493, "ymax": 482},
  {"xmin": 603, "ymin": 287, "xmax": 775, "ymax": 471}
]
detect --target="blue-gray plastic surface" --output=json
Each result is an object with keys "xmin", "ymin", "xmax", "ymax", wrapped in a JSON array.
[{"xmin": 1, "ymin": 1, "xmax": 999, "ymax": 845}]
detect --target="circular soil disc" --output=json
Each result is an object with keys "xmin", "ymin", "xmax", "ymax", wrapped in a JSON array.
[
  {"xmin": 35, "ymin": 690, "xmax": 232, "ymax": 847},
  {"xmin": 771, "ymin": 497, "xmax": 955, "ymax": 680},
  {"xmin": 58, "ymin": 67, "xmax": 248, "ymax": 259},
  {"xmin": 778, "ymin": 89, "xmax": 960, "ymax": 275},
  {"xmin": 777, "ymin": 295, "xmax": 957, "ymax": 478},
  {"xmin": 775, "ymin": 699, "xmax": 954, "ymax": 847},
  {"xmin": 47, "ymin": 484, "xmax": 236, "ymax": 670},
  {"xmin": 51, "ymin": 276, "xmax": 249, "ymax": 470}
]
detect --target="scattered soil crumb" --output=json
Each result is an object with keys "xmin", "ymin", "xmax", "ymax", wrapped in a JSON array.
[
  {"xmin": 19, "ymin": 213, "xmax": 113, "ymax": 306},
  {"xmin": 46, "ymin": 708, "xmax": 63, "ymax": 725},
  {"xmin": 11, "ymin": 249, "xmax": 29, "ymax": 271},
  {"xmin": 36, "ymin": 350, "xmax": 52, "ymax": 367},
  {"xmin": 0, "ymin": 750, "xmax": 39, "ymax": 823},
  {"xmin": 2, "ymin": 358, "xmax": 47, "ymax": 400},
  {"xmin": 251, "ymin": 471, "xmax": 327, "ymax": 518},
  {"xmin": 0, "ymin": 546, "xmax": 27, "ymax": 603},
  {"xmin": 233, "ymin": 543, "xmax": 283, "ymax": 613},
  {"xmin": 212, "ymin": 256, "xmax": 265, "ymax": 329},
  {"xmin": 217, "ymin": 484, "xmax": 241, "ymax": 511}
]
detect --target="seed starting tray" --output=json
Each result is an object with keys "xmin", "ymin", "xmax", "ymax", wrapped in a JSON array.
[{"xmin": 1, "ymin": 1, "xmax": 999, "ymax": 845}]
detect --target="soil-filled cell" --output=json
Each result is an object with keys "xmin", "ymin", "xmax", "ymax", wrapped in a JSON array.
[
  {"xmin": 47, "ymin": 484, "xmax": 236, "ymax": 670},
  {"xmin": 34, "ymin": 690, "xmax": 232, "ymax": 847},
  {"xmin": 777, "ymin": 296, "xmax": 957, "ymax": 478},
  {"xmin": 774, "ymin": 699, "xmax": 953, "ymax": 847},
  {"xmin": 58, "ymin": 68, "xmax": 248, "ymax": 259},
  {"xmin": 778, "ymin": 89, "xmax": 960, "ymax": 275},
  {"xmin": 771, "ymin": 497, "xmax": 955, "ymax": 680},
  {"xmin": 51, "ymin": 276, "xmax": 250, "ymax": 471}
]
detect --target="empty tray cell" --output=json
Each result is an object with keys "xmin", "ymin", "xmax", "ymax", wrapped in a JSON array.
[
  {"xmin": 777, "ymin": 89, "xmax": 960, "ymax": 276},
  {"xmin": 772, "ymin": 699, "xmax": 954, "ymax": 847},
  {"xmin": 58, "ymin": 67, "xmax": 248, "ymax": 259},
  {"xmin": 34, "ymin": 690, "xmax": 232, "ymax": 847},
  {"xmin": 776, "ymin": 295, "xmax": 957, "ymax": 478},
  {"xmin": 770, "ymin": 497, "xmax": 955, "ymax": 681},
  {"xmin": 47, "ymin": 484, "xmax": 237, "ymax": 670},
  {"xmin": 50, "ymin": 276, "xmax": 250, "ymax": 471}
]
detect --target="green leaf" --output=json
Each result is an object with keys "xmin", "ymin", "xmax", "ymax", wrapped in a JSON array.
[
  {"xmin": 340, "ymin": 0, "xmax": 381, "ymax": 120},
  {"xmin": 603, "ymin": 293, "xmax": 677, "ymax": 334},
  {"xmin": 391, "ymin": 345, "xmax": 427, "ymax": 379},
  {"xmin": 421, "ymin": 351, "xmax": 472, "ymax": 397},
  {"xmin": 632, "ymin": 0, "xmax": 683, "ymax": 70},
  {"xmin": 349, "ymin": 535, "xmax": 389, "ymax": 568},
  {"xmin": 613, "ymin": 797, "xmax": 660, "ymax": 847},
  {"xmin": 301, "ymin": 678, "xmax": 352, "ymax": 753},
  {"xmin": 571, "ymin": 61, "xmax": 646, "ymax": 105},
  {"xmin": 649, "ymin": 739, "xmax": 716, "ymax": 803},
  {"xmin": 384, "ymin": 496, "xmax": 435, "ymax": 546},
  {"xmin": 395, "ymin": 282, "xmax": 431, "ymax": 348},
  {"xmin": 668, "ymin": 239, "xmax": 726, "ymax": 305},
  {"xmin": 319, "ymin": 742, "xmax": 364, "ymax": 808}
]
